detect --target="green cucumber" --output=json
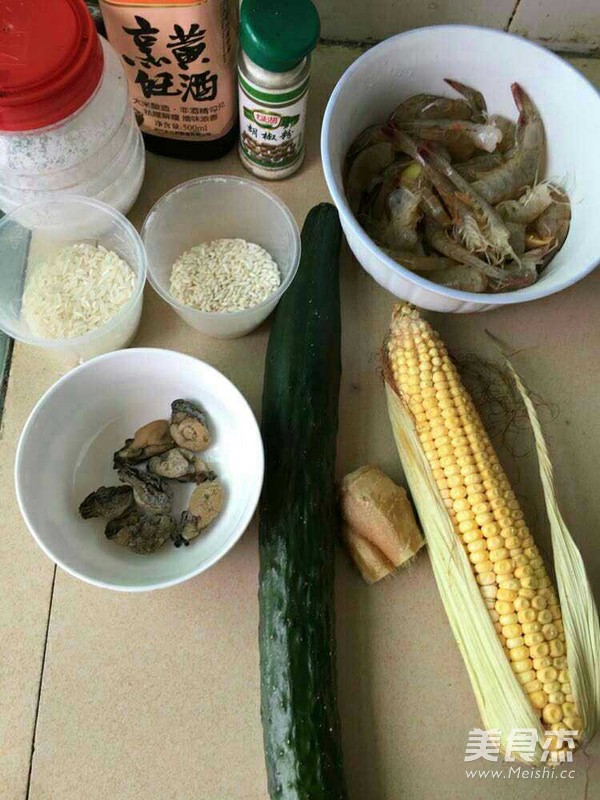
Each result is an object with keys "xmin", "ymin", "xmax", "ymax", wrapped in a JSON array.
[{"xmin": 258, "ymin": 203, "xmax": 347, "ymax": 800}]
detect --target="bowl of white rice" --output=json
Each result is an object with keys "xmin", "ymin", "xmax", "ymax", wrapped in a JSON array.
[
  {"xmin": 142, "ymin": 176, "xmax": 301, "ymax": 338},
  {"xmin": 0, "ymin": 195, "xmax": 147, "ymax": 364}
]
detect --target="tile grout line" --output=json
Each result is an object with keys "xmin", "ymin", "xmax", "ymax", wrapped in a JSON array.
[
  {"xmin": 24, "ymin": 565, "xmax": 57, "ymax": 800},
  {"xmin": 505, "ymin": 0, "xmax": 524, "ymax": 31}
]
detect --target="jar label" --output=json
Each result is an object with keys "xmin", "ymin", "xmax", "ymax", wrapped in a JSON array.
[
  {"xmin": 238, "ymin": 71, "xmax": 309, "ymax": 171},
  {"xmin": 99, "ymin": 0, "xmax": 236, "ymax": 141}
]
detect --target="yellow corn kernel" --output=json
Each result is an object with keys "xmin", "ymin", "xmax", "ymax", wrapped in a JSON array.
[
  {"xmin": 524, "ymin": 632, "xmax": 545, "ymax": 647},
  {"xmin": 542, "ymin": 705, "xmax": 563, "ymax": 725},
  {"xmin": 537, "ymin": 667, "xmax": 557, "ymax": 684},
  {"xmin": 550, "ymin": 639, "xmax": 565, "ymax": 658},
  {"xmin": 477, "ymin": 571, "xmax": 496, "ymax": 586},
  {"xmin": 519, "ymin": 588, "xmax": 536, "ymax": 599},
  {"xmin": 524, "ymin": 679, "xmax": 543, "ymax": 693},
  {"xmin": 518, "ymin": 608, "xmax": 537, "ymax": 624},
  {"xmin": 512, "ymin": 658, "xmax": 533, "ymax": 675},
  {"xmin": 530, "ymin": 642, "xmax": 550, "ymax": 659},
  {"xmin": 496, "ymin": 601, "xmax": 514, "ymax": 616},
  {"xmin": 564, "ymin": 717, "xmax": 582, "ymax": 733},
  {"xmin": 499, "ymin": 613, "xmax": 518, "ymax": 626},
  {"xmin": 548, "ymin": 692, "xmax": 565, "ymax": 706},
  {"xmin": 522, "ymin": 621, "xmax": 541, "ymax": 635},
  {"xmin": 533, "ymin": 656, "xmax": 553, "ymax": 671},
  {"xmin": 543, "ymin": 681, "xmax": 561, "ymax": 694},
  {"xmin": 502, "ymin": 624, "xmax": 521, "ymax": 639},
  {"xmin": 530, "ymin": 691, "xmax": 549, "ymax": 709},
  {"xmin": 550, "ymin": 605, "xmax": 561, "ymax": 620},
  {"xmin": 531, "ymin": 596, "xmax": 547, "ymax": 611},
  {"xmin": 514, "ymin": 597, "xmax": 530, "ymax": 612},
  {"xmin": 516, "ymin": 670, "xmax": 537, "ymax": 685},
  {"xmin": 510, "ymin": 645, "xmax": 530, "ymax": 663}
]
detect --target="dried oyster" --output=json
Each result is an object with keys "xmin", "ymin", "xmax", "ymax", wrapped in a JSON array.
[
  {"xmin": 117, "ymin": 464, "xmax": 173, "ymax": 514},
  {"xmin": 173, "ymin": 480, "xmax": 224, "ymax": 547},
  {"xmin": 113, "ymin": 419, "xmax": 174, "ymax": 466},
  {"xmin": 105, "ymin": 507, "xmax": 175, "ymax": 554},
  {"xmin": 79, "ymin": 486, "xmax": 134, "ymax": 520},
  {"xmin": 147, "ymin": 448, "xmax": 216, "ymax": 483},
  {"xmin": 169, "ymin": 399, "xmax": 211, "ymax": 451}
]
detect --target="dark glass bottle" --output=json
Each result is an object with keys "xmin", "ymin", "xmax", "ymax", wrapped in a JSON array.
[{"xmin": 98, "ymin": 0, "xmax": 238, "ymax": 161}]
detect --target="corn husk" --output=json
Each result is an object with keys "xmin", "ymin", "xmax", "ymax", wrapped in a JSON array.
[
  {"xmin": 383, "ymin": 310, "xmax": 600, "ymax": 764},
  {"xmin": 493, "ymin": 341, "xmax": 600, "ymax": 742}
]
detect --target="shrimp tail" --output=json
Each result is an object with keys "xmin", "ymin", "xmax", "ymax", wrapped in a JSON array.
[{"xmin": 444, "ymin": 78, "xmax": 487, "ymax": 120}]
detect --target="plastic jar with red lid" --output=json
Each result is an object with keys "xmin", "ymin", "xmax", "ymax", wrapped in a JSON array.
[{"xmin": 0, "ymin": 0, "xmax": 145, "ymax": 214}]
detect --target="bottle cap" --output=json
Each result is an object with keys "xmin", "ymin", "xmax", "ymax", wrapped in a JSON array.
[
  {"xmin": 0, "ymin": 0, "xmax": 103, "ymax": 132},
  {"xmin": 240, "ymin": 0, "xmax": 320, "ymax": 73}
]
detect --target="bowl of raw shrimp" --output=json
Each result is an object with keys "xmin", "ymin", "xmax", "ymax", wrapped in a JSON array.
[{"xmin": 321, "ymin": 25, "xmax": 600, "ymax": 312}]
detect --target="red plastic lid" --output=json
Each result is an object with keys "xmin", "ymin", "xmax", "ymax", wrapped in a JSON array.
[{"xmin": 0, "ymin": 0, "xmax": 104, "ymax": 132}]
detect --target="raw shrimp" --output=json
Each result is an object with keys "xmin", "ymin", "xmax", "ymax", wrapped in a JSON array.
[
  {"xmin": 345, "ymin": 139, "xmax": 395, "ymax": 212},
  {"xmin": 379, "ymin": 185, "xmax": 422, "ymax": 250},
  {"xmin": 496, "ymin": 181, "xmax": 555, "ymax": 224},
  {"xmin": 505, "ymin": 222, "xmax": 526, "ymax": 256},
  {"xmin": 379, "ymin": 250, "xmax": 458, "ymax": 271},
  {"xmin": 488, "ymin": 114, "xmax": 516, "ymax": 153},
  {"xmin": 419, "ymin": 186, "xmax": 452, "ymax": 227},
  {"xmin": 454, "ymin": 152, "xmax": 504, "ymax": 181},
  {"xmin": 389, "ymin": 93, "xmax": 473, "ymax": 124},
  {"xmin": 397, "ymin": 119, "xmax": 503, "ymax": 156},
  {"xmin": 418, "ymin": 145, "xmax": 518, "ymax": 263},
  {"xmin": 345, "ymin": 124, "xmax": 388, "ymax": 165},
  {"xmin": 470, "ymin": 83, "xmax": 545, "ymax": 204},
  {"xmin": 423, "ymin": 220, "xmax": 509, "ymax": 280},
  {"xmin": 444, "ymin": 79, "xmax": 487, "ymax": 122},
  {"xmin": 362, "ymin": 160, "xmax": 412, "ymax": 219},
  {"xmin": 428, "ymin": 264, "xmax": 488, "ymax": 292},
  {"xmin": 533, "ymin": 189, "xmax": 571, "ymax": 249}
]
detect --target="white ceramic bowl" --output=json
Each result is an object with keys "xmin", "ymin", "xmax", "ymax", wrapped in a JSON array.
[
  {"xmin": 321, "ymin": 25, "xmax": 600, "ymax": 312},
  {"xmin": 15, "ymin": 349, "xmax": 264, "ymax": 591},
  {"xmin": 142, "ymin": 176, "xmax": 301, "ymax": 338}
]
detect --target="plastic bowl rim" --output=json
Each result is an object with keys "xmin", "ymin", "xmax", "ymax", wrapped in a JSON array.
[
  {"xmin": 141, "ymin": 174, "xmax": 301, "ymax": 320},
  {"xmin": 321, "ymin": 23, "xmax": 600, "ymax": 306},
  {"xmin": 0, "ymin": 194, "xmax": 148, "ymax": 348},
  {"xmin": 14, "ymin": 346, "xmax": 265, "ymax": 592}
]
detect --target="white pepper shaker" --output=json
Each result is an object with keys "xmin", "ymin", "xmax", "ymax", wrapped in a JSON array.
[{"xmin": 237, "ymin": 0, "xmax": 320, "ymax": 180}]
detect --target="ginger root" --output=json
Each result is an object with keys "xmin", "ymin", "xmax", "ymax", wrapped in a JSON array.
[{"xmin": 340, "ymin": 465, "xmax": 424, "ymax": 583}]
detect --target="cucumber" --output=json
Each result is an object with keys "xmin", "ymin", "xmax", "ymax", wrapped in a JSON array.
[{"xmin": 258, "ymin": 203, "xmax": 347, "ymax": 800}]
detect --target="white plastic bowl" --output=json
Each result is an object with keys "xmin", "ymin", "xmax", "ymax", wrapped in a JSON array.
[
  {"xmin": 15, "ymin": 348, "xmax": 264, "ymax": 592},
  {"xmin": 0, "ymin": 195, "xmax": 146, "ymax": 364},
  {"xmin": 321, "ymin": 25, "xmax": 600, "ymax": 312},
  {"xmin": 142, "ymin": 176, "xmax": 301, "ymax": 338}
]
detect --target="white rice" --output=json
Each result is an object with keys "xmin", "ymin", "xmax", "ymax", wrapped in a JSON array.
[
  {"xmin": 22, "ymin": 243, "xmax": 135, "ymax": 340},
  {"xmin": 169, "ymin": 238, "xmax": 281, "ymax": 313}
]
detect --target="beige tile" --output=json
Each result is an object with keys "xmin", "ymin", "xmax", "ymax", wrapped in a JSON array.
[
  {"xmin": 3, "ymin": 44, "xmax": 599, "ymax": 800},
  {"xmin": 316, "ymin": 0, "xmax": 516, "ymax": 43},
  {"xmin": 510, "ymin": 0, "xmax": 600, "ymax": 52},
  {"xmin": 0, "ymin": 344, "xmax": 62, "ymax": 800}
]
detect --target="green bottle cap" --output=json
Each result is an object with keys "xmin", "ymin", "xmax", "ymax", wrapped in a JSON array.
[{"xmin": 240, "ymin": 0, "xmax": 320, "ymax": 73}]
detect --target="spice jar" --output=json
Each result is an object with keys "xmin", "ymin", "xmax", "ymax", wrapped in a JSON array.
[
  {"xmin": 0, "ymin": 0, "xmax": 145, "ymax": 215},
  {"xmin": 238, "ymin": 0, "xmax": 320, "ymax": 180}
]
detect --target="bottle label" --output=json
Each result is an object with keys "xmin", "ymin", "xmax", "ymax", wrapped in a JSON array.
[
  {"xmin": 99, "ymin": 0, "xmax": 236, "ymax": 141},
  {"xmin": 238, "ymin": 70, "xmax": 309, "ymax": 171}
]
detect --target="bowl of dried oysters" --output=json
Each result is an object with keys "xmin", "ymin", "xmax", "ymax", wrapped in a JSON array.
[{"xmin": 15, "ymin": 348, "xmax": 264, "ymax": 591}]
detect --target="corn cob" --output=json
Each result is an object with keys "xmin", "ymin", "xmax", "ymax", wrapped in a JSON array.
[{"xmin": 383, "ymin": 303, "xmax": 595, "ymax": 757}]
